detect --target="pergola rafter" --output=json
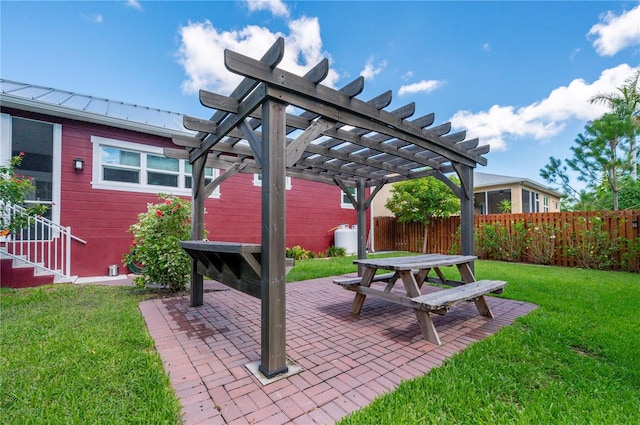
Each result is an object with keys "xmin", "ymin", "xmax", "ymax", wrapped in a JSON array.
[{"xmin": 170, "ymin": 38, "xmax": 489, "ymax": 379}]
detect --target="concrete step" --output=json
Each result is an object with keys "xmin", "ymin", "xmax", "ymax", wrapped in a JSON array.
[{"xmin": 1, "ymin": 258, "xmax": 54, "ymax": 288}]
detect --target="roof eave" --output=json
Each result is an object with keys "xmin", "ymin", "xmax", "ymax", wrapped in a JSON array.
[
  {"xmin": 1, "ymin": 94, "xmax": 191, "ymax": 139},
  {"xmin": 475, "ymin": 179, "xmax": 562, "ymax": 197}
]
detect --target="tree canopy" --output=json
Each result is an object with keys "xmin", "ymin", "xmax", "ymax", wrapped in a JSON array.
[
  {"xmin": 385, "ymin": 177, "xmax": 459, "ymax": 252},
  {"xmin": 541, "ymin": 71, "xmax": 640, "ymax": 211}
]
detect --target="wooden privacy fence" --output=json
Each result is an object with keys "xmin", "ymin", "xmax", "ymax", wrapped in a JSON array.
[{"xmin": 373, "ymin": 210, "xmax": 640, "ymax": 271}]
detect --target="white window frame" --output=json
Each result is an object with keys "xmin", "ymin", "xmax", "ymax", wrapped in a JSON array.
[
  {"xmin": 341, "ymin": 187, "xmax": 356, "ymax": 209},
  {"xmin": 91, "ymin": 136, "xmax": 220, "ymax": 197},
  {"xmin": 543, "ymin": 196, "xmax": 549, "ymax": 213},
  {"xmin": 1, "ymin": 113, "xmax": 62, "ymax": 225},
  {"xmin": 253, "ymin": 173, "xmax": 292, "ymax": 190}
]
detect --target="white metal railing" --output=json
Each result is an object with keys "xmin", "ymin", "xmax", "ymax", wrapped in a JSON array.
[{"xmin": 0, "ymin": 201, "xmax": 86, "ymax": 281}]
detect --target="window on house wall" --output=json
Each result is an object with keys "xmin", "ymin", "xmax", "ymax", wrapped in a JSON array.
[
  {"xmin": 147, "ymin": 154, "xmax": 179, "ymax": 187},
  {"xmin": 252, "ymin": 173, "xmax": 292, "ymax": 190},
  {"xmin": 1, "ymin": 114, "xmax": 62, "ymax": 231},
  {"xmin": 474, "ymin": 192, "xmax": 487, "ymax": 214},
  {"xmin": 522, "ymin": 189, "xmax": 531, "ymax": 212},
  {"xmin": 184, "ymin": 163, "xmax": 214, "ymax": 188},
  {"xmin": 487, "ymin": 189, "xmax": 510, "ymax": 214},
  {"xmin": 521, "ymin": 189, "xmax": 541, "ymax": 213},
  {"xmin": 543, "ymin": 196, "xmax": 549, "ymax": 213},
  {"xmin": 341, "ymin": 187, "xmax": 356, "ymax": 209},
  {"xmin": 92, "ymin": 136, "xmax": 219, "ymax": 197},
  {"xmin": 101, "ymin": 147, "xmax": 141, "ymax": 183}
]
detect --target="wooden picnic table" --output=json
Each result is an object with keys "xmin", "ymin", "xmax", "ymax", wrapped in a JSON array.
[{"xmin": 334, "ymin": 254, "xmax": 506, "ymax": 345}]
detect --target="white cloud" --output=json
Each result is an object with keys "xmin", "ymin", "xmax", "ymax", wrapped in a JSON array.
[
  {"xmin": 482, "ymin": 42, "xmax": 491, "ymax": 52},
  {"xmin": 243, "ymin": 0, "xmax": 290, "ymax": 18},
  {"xmin": 177, "ymin": 16, "xmax": 339, "ymax": 95},
  {"xmin": 82, "ymin": 13, "xmax": 103, "ymax": 24},
  {"xmin": 569, "ymin": 48, "xmax": 581, "ymax": 60},
  {"xmin": 398, "ymin": 79, "xmax": 445, "ymax": 96},
  {"xmin": 402, "ymin": 71, "xmax": 413, "ymax": 81},
  {"xmin": 450, "ymin": 64, "xmax": 640, "ymax": 151},
  {"xmin": 588, "ymin": 4, "xmax": 640, "ymax": 56},
  {"xmin": 360, "ymin": 57, "xmax": 387, "ymax": 81},
  {"xmin": 125, "ymin": 0, "xmax": 143, "ymax": 11}
]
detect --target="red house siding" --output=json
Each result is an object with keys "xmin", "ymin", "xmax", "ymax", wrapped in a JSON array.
[{"xmin": 4, "ymin": 108, "xmax": 366, "ymax": 278}]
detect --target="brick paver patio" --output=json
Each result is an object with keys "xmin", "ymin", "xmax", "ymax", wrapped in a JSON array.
[{"xmin": 139, "ymin": 276, "xmax": 537, "ymax": 424}]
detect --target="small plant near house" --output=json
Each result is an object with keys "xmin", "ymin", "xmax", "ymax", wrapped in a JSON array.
[
  {"xmin": 125, "ymin": 194, "xmax": 194, "ymax": 292},
  {"xmin": 326, "ymin": 245, "xmax": 347, "ymax": 257},
  {"xmin": 498, "ymin": 199, "xmax": 512, "ymax": 213},
  {"xmin": 286, "ymin": 245, "xmax": 313, "ymax": 261},
  {"xmin": 0, "ymin": 153, "xmax": 47, "ymax": 235}
]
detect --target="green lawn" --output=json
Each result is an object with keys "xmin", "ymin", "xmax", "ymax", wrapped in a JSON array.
[
  {"xmin": 339, "ymin": 260, "xmax": 640, "ymax": 424},
  {"xmin": 285, "ymin": 250, "xmax": 415, "ymax": 282},
  {"xmin": 2, "ymin": 258, "xmax": 639, "ymax": 424},
  {"xmin": 0, "ymin": 285, "xmax": 181, "ymax": 425}
]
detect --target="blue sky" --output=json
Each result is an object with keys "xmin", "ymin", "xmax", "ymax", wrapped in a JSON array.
[{"xmin": 2, "ymin": 0, "xmax": 639, "ymax": 187}]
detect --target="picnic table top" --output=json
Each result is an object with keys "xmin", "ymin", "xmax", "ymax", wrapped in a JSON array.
[{"xmin": 353, "ymin": 254, "xmax": 477, "ymax": 271}]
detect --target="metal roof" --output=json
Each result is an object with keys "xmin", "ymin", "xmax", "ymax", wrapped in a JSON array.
[{"xmin": 0, "ymin": 79, "xmax": 191, "ymax": 137}]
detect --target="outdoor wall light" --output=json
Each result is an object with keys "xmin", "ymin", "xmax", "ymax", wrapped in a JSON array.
[{"xmin": 73, "ymin": 158, "xmax": 85, "ymax": 171}]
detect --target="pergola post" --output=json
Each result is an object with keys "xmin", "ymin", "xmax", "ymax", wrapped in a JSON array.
[
  {"xmin": 190, "ymin": 155, "xmax": 206, "ymax": 307},
  {"xmin": 356, "ymin": 179, "xmax": 367, "ymax": 276},
  {"xmin": 259, "ymin": 98, "xmax": 288, "ymax": 378},
  {"xmin": 458, "ymin": 165, "xmax": 475, "ymax": 269}
]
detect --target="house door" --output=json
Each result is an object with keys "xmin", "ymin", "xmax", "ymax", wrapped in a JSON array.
[{"xmin": 7, "ymin": 116, "xmax": 61, "ymax": 236}]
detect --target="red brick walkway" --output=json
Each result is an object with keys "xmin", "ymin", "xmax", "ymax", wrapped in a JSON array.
[{"xmin": 139, "ymin": 277, "xmax": 536, "ymax": 424}]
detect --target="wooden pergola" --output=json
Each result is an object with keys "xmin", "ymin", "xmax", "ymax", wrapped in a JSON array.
[{"xmin": 167, "ymin": 38, "xmax": 489, "ymax": 379}]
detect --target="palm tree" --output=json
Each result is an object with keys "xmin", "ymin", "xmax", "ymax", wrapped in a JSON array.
[{"xmin": 590, "ymin": 70, "xmax": 640, "ymax": 181}]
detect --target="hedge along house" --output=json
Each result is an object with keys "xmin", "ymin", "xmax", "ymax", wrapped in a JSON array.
[
  {"xmin": 175, "ymin": 38, "xmax": 490, "ymax": 379},
  {"xmin": 0, "ymin": 78, "xmax": 362, "ymax": 287}
]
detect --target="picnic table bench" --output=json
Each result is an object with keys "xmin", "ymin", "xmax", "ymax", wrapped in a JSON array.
[{"xmin": 333, "ymin": 254, "xmax": 507, "ymax": 345}]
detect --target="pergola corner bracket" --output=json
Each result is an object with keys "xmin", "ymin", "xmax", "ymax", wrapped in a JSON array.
[{"xmin": 239, "ymin": 119, "xmax": 263, "ymax": 168}]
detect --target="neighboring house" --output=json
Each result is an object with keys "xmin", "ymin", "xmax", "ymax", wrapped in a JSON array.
[
  {"xmin": 473, "ymin": 172, "xmax": 562, "ymax": 214},
  {"xmin": 0, "ymin": 79, "xmax": 363, "ymax": 283},
  {"xmin": 371, "ymin": 172, "xmax": 562, "ymax": 217}
]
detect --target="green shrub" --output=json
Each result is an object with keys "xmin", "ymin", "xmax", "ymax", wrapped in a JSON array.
[
  {"xmin": 447, "ymin": 227, "xmax": 462, "ymax": 255},
  {"xmin": 0, "ymin": 153, "xmax": 47, "ymax": 236},
  {"xmin": 475, "ymin": 221, "xmax": 527, "ymax": 262},
  {"xmin": 125, "ymin": 194, "xmax": 193, "ymax": 291},
  {"xmin": 562, "ymin": 216, "xmax": 624, "ymax": 270},
  {"xmin": 621, "ymin": 236, "xmax": 640, "ymax": 272},
  {"xmin": 286, "ymin": 245, "xmax": 312, "ymax": 260},
  {"xmin": 525, "ymin": 222, "xmax": 560, "ymax": 265},
  {"xmin": 326, "ymin": 245, "xmax": 347, "ymax": 257},
  {"xmin": 473, "ymin": 216, "xmax": 637, "ymax": 271}
]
